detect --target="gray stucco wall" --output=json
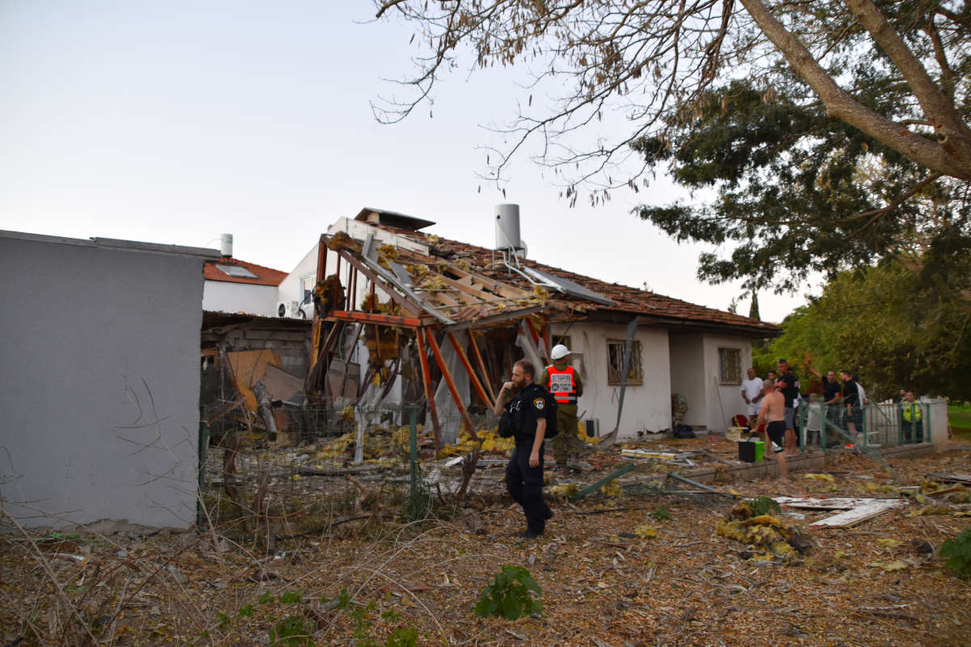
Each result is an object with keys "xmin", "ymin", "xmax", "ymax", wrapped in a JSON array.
[{"xmin": 0, "ymin": 234, "xmax": 206, "ymax": 529}]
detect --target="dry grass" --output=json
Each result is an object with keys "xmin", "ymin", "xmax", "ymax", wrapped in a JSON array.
[{"xmin": 3, "ymin": 447, "xmax": 971, "ymax": 646}]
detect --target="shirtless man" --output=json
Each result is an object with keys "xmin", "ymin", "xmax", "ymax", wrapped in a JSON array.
[{"xmin": 754, "ymin": 377, "xmax": 789, "ymax": 480}]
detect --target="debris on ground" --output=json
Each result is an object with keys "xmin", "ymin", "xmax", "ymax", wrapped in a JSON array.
[{"xmin": 5, "ymin": 435, "xmax": 969, "ymax": 646}]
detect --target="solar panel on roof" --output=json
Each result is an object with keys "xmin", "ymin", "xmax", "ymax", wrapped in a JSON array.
[
  {"xmin": 521, "ymin": 266, "xmax": 616, "ymax": 306},
  {"xmin": 216, "ymin": 264, "xmax": 258, "ymax": 279}
]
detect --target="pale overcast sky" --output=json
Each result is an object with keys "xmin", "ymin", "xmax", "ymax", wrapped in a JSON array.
[{"xmin": 0, "ymin": 1, "xmax": 811, "ymax": 323}]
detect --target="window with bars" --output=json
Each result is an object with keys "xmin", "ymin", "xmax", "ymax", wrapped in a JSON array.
[
  {"xmin": 719, "ymin": 347, "xmax": 742, "ymax": 384},
  {"xmin": 607, "ymin": 340, "xmax": 643, "ymax": 385}
]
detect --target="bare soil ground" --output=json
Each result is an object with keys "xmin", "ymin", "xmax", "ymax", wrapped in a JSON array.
[{"xmin": 3, "ymin": 439, "xmax": 970, "ymax": 646}]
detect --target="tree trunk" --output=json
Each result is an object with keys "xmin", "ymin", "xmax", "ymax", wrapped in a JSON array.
[{"xmin": 737, "ymin": 0, "xmax": 971, "ymax": 181}]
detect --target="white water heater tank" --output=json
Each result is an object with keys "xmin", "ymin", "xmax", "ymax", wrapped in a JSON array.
[
  {"xmin": 495, "ymin": 204, "xmax": 523, "ymax": 250},
  {"xmin": 220, "ymin": 233, "xmax": 233, "ymax": 257}
]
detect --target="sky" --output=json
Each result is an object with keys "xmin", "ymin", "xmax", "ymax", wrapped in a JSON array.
[{"xmin": 0, "ymin": 1, "xmax": 813, "ymax": 323}]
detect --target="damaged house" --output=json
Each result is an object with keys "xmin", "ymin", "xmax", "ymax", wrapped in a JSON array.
[{"xmin": 287, "ymin": 206, "xmax": 778, "ymax": 445}]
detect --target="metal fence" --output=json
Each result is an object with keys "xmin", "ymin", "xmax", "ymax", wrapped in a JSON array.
[
  {"xmin": 195, "ymin": 401, "xmax": 495, "ymax": 538},
  {"xmin": 797, "ymin": 401, "xmax": 930, "ymax": 450}
]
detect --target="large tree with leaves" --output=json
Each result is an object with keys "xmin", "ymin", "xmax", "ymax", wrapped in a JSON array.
[
  {"xmin": 635, "ymin": 75, "xmax": 971, "ymax": 293},
  {"xmin": 374, "ymin": 0, "xmax": 971, "ymax": 195},
  {"xmin": 753, "ymin": 259, "xmax": 971, "ymax": 400}
]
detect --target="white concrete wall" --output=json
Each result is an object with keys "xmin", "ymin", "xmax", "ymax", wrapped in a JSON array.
[
  {"xmin": 277, "ymin": 243, "xmax": 320, "ymax": 312},
  {"xmin": 701, "ymin": 334, "xmax": 753, "ymax": 433},
  {"xmin": 203, "ymin": 280, "xmax": 278, "ymax": 316},
  {"xmin": 561, "ymin": 322, "xmax": 671, "ymax": 439},
  {"xmin": 669, "ymin": 334, "xmax": 706, "ymax": 428},
  {"xmin": 927, "ymin": 398, "xmax": 950, "ymax": 446},
  {"xmin": 0, "ymin": 234, "xmax": 205, "ymax": 529}
]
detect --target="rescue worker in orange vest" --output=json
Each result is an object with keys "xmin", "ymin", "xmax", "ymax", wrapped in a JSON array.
[{"xmin": 538, "ymin": 344, "xmax": 584, "ymax": 471}]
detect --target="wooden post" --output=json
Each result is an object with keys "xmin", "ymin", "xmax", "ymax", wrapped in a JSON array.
[
  {"xmin": 310, "ymin": 235, "xmax": 328, "ymax": 381},
  {"xmin": 425, "ymin": 328, "xmax": 477, "ymax": 440},
  {"xmin": 447, "ymin": 331, "xmax": 493, "ymax": 410},
  {"xmin": 543, "ymin": 315, "xmax": 551, "ymax": 359},
  {"xmin": 415, "ymin": 329, "xmax": 441, "ymax": 447},
  {"xmin": 469, "ymin": 331, "xmax": 497, "ymax": 404}
]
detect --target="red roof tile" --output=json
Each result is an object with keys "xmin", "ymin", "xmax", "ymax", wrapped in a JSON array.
[
  {"xmin": 203, "ymin": 257, "xmax": 287, "ymax": 287},
  {"xmin": 374, "ymin": 225, "xmax": 778, "ymax": 336}
]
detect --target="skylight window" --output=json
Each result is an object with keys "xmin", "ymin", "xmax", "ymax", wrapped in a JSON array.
[{"xmin": 216, "ymin": 264, "xmax": 257, "ymax": 279}]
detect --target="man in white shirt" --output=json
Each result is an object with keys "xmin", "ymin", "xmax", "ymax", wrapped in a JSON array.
[{"xmin": 740, "ymin": 368, "xmax": 764, "ymax": 421}]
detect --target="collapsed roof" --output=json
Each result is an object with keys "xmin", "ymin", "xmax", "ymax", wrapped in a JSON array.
[{"xmin": 319, "ymin": 216, "xmax": 778, "ymax": 338}]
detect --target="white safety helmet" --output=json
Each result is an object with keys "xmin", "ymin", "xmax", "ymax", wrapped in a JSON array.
[{"xmin": 550, "ymin": 344, "xmax": 571, "ymax": 361}]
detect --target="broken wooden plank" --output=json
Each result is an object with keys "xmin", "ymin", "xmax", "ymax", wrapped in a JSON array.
[
  {"xmin": 620, "ymin": 449, "xmax": 679, "ymax": 460},
  {"xmin": 469, "ymin": 331, "xmax": 497, "ymax": 404},
  {"xmin": 926, "ymin": 473, "xmax": 971, "ymax": 484},
  {"xmin": 444, "ymin": 305, "xmax": 546, "ymax": 332},
  {"xmin": 326, "ymin": 310, "xmax": 424, "ymax": 328},
  {"xmin": 226, "ymin": 349, "xmax": 282, "ymax": 412},
  {"xmin": 447, "ymin": 331, "xmax": 493, "ymax": 410},
  {"xmin": 773, "ymin": 496, "xmax": 908, "ymax": 528}
]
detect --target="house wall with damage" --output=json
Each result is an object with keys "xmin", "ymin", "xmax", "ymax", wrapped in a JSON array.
[
  {"xmin": 563, "ymin": 322, "xmax": 672, "ymax": 438},
  {"xmin": 0, "ymin": 232, "xmax": 212, "ymax": 530},
  {"xmin": 203, "ymin": 280, "xmax": 278, "ymax": 317}
]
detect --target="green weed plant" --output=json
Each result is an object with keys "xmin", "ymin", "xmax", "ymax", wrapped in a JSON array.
[
  {"xmin": 474, "ymin": 565, "xmax": 542, "ymax": 620},
  {"xmin": 745, "ymin": 496, "xmax": 781, "ymax": 517},
  {"xmin": 940, "ymin": 527, "xmax": 971, "ymax": 580}
]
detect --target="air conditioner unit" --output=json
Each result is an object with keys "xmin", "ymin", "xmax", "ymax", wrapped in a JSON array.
[
  {"xmin": 277, "ymin": 300, "xmax": 299, "ymax": 318},
  {"xmin": 583, "ymin": 419, "xmax": 600, "ymax": 438}
]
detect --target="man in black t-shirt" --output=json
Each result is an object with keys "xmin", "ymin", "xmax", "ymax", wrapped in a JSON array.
[
  {"xmin": 807, "ymin": 364, "xmax": 842, "ymax": 437},
  {"xmin": 493, "ymin": 359, "xmax": 553, "ymax": 539},
  {"xmin": 776, "ymin": 359, "xmax": 800, "ymax": 454},
  {"xmin": 840, "ymin": 370, "xmax": 862, "ymax": 441}
]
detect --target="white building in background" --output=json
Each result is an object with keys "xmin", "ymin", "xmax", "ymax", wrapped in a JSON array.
[{"xmin": 202, "ymin": 233, "xmax": 287, "ymax": 317}]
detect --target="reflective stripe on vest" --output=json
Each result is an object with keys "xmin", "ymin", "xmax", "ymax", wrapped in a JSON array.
[
  {"xmin": 902, "ymin": 403, "xmax": 922, "ymax": 422},
  {"xmin": 547, "ymin": 365, "xmax": 577, "ymax": 404}
]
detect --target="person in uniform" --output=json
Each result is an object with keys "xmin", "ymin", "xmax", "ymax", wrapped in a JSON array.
[
  {"xmin": 538, "ymin": 344, "xmax": 584, "ymax": 471},
  {"xmin": 901, "ymin": 391, "xmax": 924, "ymax": 443},
  {"xmin": 494, "ymin": 359, "xmax": 554, "ymax": 538}
]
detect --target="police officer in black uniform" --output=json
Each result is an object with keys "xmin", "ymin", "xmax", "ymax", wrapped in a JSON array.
[{"xmin": 493, "ymin": 359, "xmax": 553, "ymax": 538}]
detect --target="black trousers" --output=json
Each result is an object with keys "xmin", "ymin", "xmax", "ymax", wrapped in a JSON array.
[
  {"xmin": 903, "ymin": 420, "xmax": 924, "ymax": 443},
  {"xmin": 506, "ymin": 443, "xmax": 551, "ymax": 533}
]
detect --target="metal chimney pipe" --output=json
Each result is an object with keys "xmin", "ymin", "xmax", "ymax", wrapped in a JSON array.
[{"xmin": 220, "ymin": 233, "xmax": 233, "ymax": 257}]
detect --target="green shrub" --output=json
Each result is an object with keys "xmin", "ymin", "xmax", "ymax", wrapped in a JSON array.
[
  {"xmin": 270, "ymin": 615, "xmax": 315, "ymax": 646},
  {"xmin": 940, "ymin": 527, "xmax": 971, "ymax": 580},
  {"xmin": 474, "ymin": 565, "xmax": 542, "ymax": 620},
  {"xmin": 651, "ymin": 506, "xmax": 672, "ymax": 521},
  {"xmin": 745, "ymin": 496, "xmax": 781, "ymax": 517}
]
